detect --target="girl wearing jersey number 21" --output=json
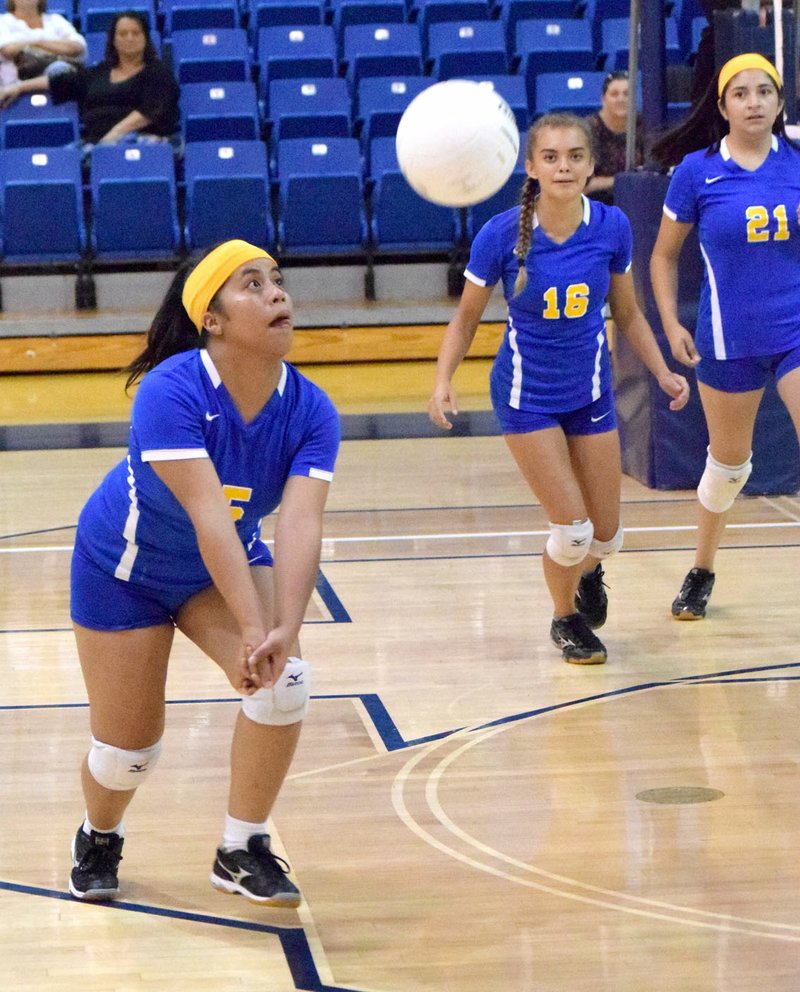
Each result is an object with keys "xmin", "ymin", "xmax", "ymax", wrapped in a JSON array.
[
  {"xmin": 650, "ymin": 54, "xmax": 800, "ymax": 620},
  {"xmin": 429, "ymin": 114, "xmax": 689, "ymax": 665},
  {"xmin": 68, "ymin": 240, "xmax": 340, "ymax": 905}
]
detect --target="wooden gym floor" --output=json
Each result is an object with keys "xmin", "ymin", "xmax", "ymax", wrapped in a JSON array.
[{"xmin": 3, "ymin": 354, "xmax": 800, "ymax": 991}]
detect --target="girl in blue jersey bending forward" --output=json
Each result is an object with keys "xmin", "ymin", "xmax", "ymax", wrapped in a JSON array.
[
  {"xmin": 651, "ymin": 54, "xmax": 800, "ymax": 620},
  {"xmin": 429, "ymin": 114, "xmax": 689, "ymax": 665},
  {"xmin": 67, "ymin": 240, "xmax": 340, "ymax": 906}
]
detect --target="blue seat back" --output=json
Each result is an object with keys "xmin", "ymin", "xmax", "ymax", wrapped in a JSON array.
[
  {"xmin": 180, "ymin": 81, "xmax": 260, "ymax": 141},
  {"xmin": 426, "ymin": 21, "xmax": 508, "ymax": 79},
  {"xmin": 183, "ymin": 140, "xmax": 275, "ymax": 250},
  {"xmin": 342, "ymin": 23, "xmax": 423, "ymax": 84},
  {"xmin": 0, "ymin": 146, "xmax": 85, "ymax": 260},
  {"xmin": 0, "ymin": 94, "xmax": 80, "ymax": 149},
  {"xmin": 77, "ymin": 0, "xmax": 155, "ymax": 32},
  {"xmin": 162, "ymin": 0, "xmax": 238, "ymax": 33},
  {"xmin": 90, "ymin": 143, "xmax": 179, "ymax": 257},
  {"xmin": 267, "ymin": 77, "xmax": 352, "ymax": 141},
  {"xmin": 515, "ymin": 18, "xmax": 596, "ymax": 79},
  {"xmin": 256, "ymin": 25, "xmax": 337, "ymax": 91},
  {"xmin": 356, "ymin": 75, "xmax": 431, "ymax": 143},
  {"xmin": 170, "ymin": 28, "xmax": 251, "ymax": 83},
  {"xmin": 532, "ymin": 70, "xmax": 605, "ymax": 117}
]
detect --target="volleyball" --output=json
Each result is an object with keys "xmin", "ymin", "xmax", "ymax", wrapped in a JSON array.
[{"xmin": 395, "ymin": 79, "xmax": 521, "ymax": 208}]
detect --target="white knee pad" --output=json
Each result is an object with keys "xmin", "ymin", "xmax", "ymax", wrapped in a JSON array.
[
  {"xmin": 87, "ymin": 736, "xmax": 162, "ymax": 791},
  {"xmin": 697, "ymin": 448, "xmax": 753, "ymax": 514},
  {"xmin": 545, "ymin": 518, "xmax": 594, "ymax": 567},
  {"xmin": 241, "ymin": 657, "xmax": 311, "ymax": 727},
  {"xmin": 590, "ymin": 523, "xmax": 624, "ymax": 560}
]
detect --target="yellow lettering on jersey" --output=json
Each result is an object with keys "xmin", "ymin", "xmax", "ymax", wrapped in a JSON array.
[
  {"xmin": 223, "ymin": 484, "xmax": 253, "ymax": 522},
  {"xmin": 746, "ymin": 204, "xmax": 791, "ymax": 242},
  {"xmin": 542, "ymin": 283, "xmax": 590, "ymax": 319}
]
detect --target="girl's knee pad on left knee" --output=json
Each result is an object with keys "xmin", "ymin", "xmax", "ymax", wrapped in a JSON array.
[
  {"xmin": 241, "ymin": 658, "xmax": 311, "ymax": 726},
  {"xmin": 589, "ymin": 524, "xmax": 623, "ymax": 559}
]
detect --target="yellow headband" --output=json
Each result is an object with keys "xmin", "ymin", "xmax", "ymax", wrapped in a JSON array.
[
  {"xmin": 718, "ymin": 53, "xmax": 782, "ymax": 98},
  {"xmin": 182, "ymin": 240, "xmax": 276, "ymax": 332}
]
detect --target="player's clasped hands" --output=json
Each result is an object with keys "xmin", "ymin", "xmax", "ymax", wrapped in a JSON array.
[{"xmin": 238, "ymin": 626, "xmax": 293, "ymax": 695}]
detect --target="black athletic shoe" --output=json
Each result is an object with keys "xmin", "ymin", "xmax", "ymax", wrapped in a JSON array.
[
  {"xmin": 69, "ymin": 827, "xmax": 124, "ymax": 901},
  {"xmin": 550, "ymin": 612, "xmax": 607, "ymax": 665},
  {"xmin": 672, "ymin": 567, "xmax": 715, "ymax": 620},
  {"xmin": 575, "ymin": 564, "xmax": 608, "ymax": 629},
  {"xmin": 210, "ymin": 833, "xmax": 301, "ymax": 907}
]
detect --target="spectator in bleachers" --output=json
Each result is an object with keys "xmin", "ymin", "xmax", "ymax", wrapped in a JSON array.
[
  {"xmin": 584, "ymin": 71, "xmax": 645, "ymax": 206},
  {"xmin": 0, "ymin": 0, "xmax": 86, "ymax": 86},
  {"xmin": 0, "ymin": 10, "xmax": 179, "ymax": 150}
]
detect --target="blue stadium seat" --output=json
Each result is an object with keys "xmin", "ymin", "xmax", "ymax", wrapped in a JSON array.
[
  {"xmin": 0, "ymin": 146, "xmax": 85, "ymax": 261},
  {"xmin": 47, "ymin": 0, "xmax": 75, "ymax": 18},
  {"xmin": 275, "ymin": 137, "xmax": 366, "ymax": 254},
  {"xmin": 84, "ymin": 28, "xmax": 162, "ymax": 64},
  {"xmin": 170, "ymin": 28, "xmax": 251, "ymax": 84},
  {"xmin": 181, "ymin": 81, "xmax": 260, "ymax": 142},
  {"xmin": 247, "ymin": 0, "xmax": 323, "ymax": 42},
  {"xmin": 427, "ymin": 21, "xmax": 508, "ymax": 79},
  {"xmin": 458, "ymin": 74, "xmax": 528, "ymax": 132},
  {"xmin": 342, "ymin": 23, "xmax": 423, "ymax": 84},
  {"xmin": 267, "ymin": 77, "xmax": 352, "ymax": 142},
  {"xmin": 161, "ymin": 0, "xmax": 238, "ymax": 33},
  {"xmin": 671, "ymin": 0, "xmax": 704, "ymax": 57},
  {"xmin": 368, "ymin": 135, "xmax": 460, "ymax": 252},
  {"xmin": 355, "ymin": 75, "xmax": 431, "ymax": 145},
  {"xmin": 0, "ymin": 93, "xmax": 79, "ymax": 149},
  {"xmin": 601, "ymin": 16, "xmax": 682, "ymax": 70},
  {"xmin": 330, "ymin": 0, "xmax": 406, "ymax": 44},
  {"xmin": 256, "ymin": 25, "xmax": 337, "ymax": 92},
  {"xmin": 515, "ymin": 19, "xmax": 596, "ymax": 83},
  {"xmin": 89, "ymin": 143, "xmax": 180, "ymax": 259},
  {"xmin": 496, "ymin": 0, "xmax": 575, "ymax": 51},
  {"xmin": 77, "ymin": 0, "xmax": 155, "ymax": 32},
  {"xmin": 89, "ymin": 144, "xmax": 180, "ymax": 259},
  {"xmin": 466, "ymin": 147, "xmax": 526, "ymax": 237},
  {"xmin": 689, "ymin": 14, "xmax": 706, "ymax": 58},
  {"xmin": 413, "ymin": 0, "xmax": 492, "ymax": 39},
  {"xmin": 532, "ymin": 69, "xmax": 605, "ymax": 117},
  {"xmin": 183, "ymin": 141, "xmax": 275, "ymax": 250}
]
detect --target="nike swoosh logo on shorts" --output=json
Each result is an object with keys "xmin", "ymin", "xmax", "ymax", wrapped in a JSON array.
[
  {"xmin": 205, "ymin": 412, "xmax": 220, "ymax": 421},
  {"xmin": 591, "ymin": 411, "xmax": 611, "ymax": 423},
  {"xmin": 705, "ymin": 175, "xmax": 725, "ymax": 184}
]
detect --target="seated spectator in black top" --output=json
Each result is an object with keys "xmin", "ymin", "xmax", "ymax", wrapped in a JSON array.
[
  {"xmin": 584, "ymin": 71, "xmax": 645, "ymax": 205},
  {"xmin": 0, "ymin": 11, "xmax": 179, "ymax": 149}
]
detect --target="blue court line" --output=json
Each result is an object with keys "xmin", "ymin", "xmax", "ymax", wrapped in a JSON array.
[{"xmin": 0, "ymin": 880, "xmax": 362, "ymax": 992}]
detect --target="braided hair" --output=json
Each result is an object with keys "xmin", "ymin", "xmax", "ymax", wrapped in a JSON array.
[{"xmin": 513, "ymin": 113, "xmax": 595, "ymax": 296}]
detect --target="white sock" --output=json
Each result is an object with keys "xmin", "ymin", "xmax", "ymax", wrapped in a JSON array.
[
  {"xmin": 221, "ymin": 814, "xmax": 266, "ymax": 853},
  {"xmin": 82, "ymin": 814, "xmax": 125, "ymax": 838}
]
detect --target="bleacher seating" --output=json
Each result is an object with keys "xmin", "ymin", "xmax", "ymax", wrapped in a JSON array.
[
  {"xmin": 0, "ymin": 94, "xmax": 79, "ymax": 149},
  {"xmin": 601, "ymin": 16, "xmax": 683, "ymax": 71},
  {"xmin": 0, "ymin": 146, "xmax": 85, "ymax": 261},
  {"xmin": 355, "ymin": 75, "xmax": 432, "ymax": 145},
  {"xmin": 532, "ymin": 70, "xmax": 606, "ymax": 117},
  {"xmin": 413, "ymin": 0, "xmax": 492, "ymax": 38},
  {"xmin": 77, "ymin": 0, "xmax": 155, "ymax": 33},
  {"xmin": 368, "ymin": 135, "xmax": 460, "ymax": 252},
  {"xmin": 267, "ymin": 77, "xmax": 352, "ymax": 142},
  {"xmin": 183, "ymin": 140, "xmax": 275, "ymax": 250},
  {"xmin": 256, "ymin": 25, "xmax": 338, "ymax": 92},
  {"xmin": 161, "ymin": 0, "xmax": 239, "ymax": 34},
  {"xmin": 342, "ymin": 23, "xmax": 424, "ymax": 84},
  {"xmin": 515, "ymin": 19, "xmax": 596, "ymax": 78},
  {"xmin": 181, "ymin": 81, "xmax": 260, "ymax": 142},
  {"xmin": 275, "ymin": 137, "xmax": 366, "ymax": 254},
  {"xmin": 90, "ymin": 143, "xmax": 180, "ymax": 259},
  {"xmin": 427, "ymin": 21, "xmax": 508, "ymax": 79},
  {"xmin": 170, "ymin": 28, "xmax": 251, "ymax": 84},
  {"xmin": 330, "ymin": 0, "xmax": 406, "ymax": 42},
  {"xmin": 497, "ymin": 0, "xmax": 575, "ymax": 51}
]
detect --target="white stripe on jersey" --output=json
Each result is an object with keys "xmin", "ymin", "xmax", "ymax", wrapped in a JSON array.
[
  {"xmin": 508, "ymin": 318, "xmax": 522, "ymax": 409},
  {"xmin": 142, "ymin": 448, "xmax": 208, "ymax": 462},
  {"xmin": 662, "ymin": 204, "xmax": 678, "ymax": 221},
  {"xmin": 591, "ymin": 328, "xmax": 605, "ymax": 401},
  {"xmin": 309, "ymin": 467, "xmax": 334, "ymax": 481},
  {"xmin": 698, "ymin": 241, "xmax": 726, "ymax": 359},
  {"xmin": 114, "ymin": 455, "xmax": 140, "ymax": 582},
  {"xmin": 200, "ymin": 348, "xmax": 222, "ymax": 387}
]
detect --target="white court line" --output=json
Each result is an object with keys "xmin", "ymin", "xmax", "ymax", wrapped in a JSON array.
[{"xmin": 2, "ymin": 518, "xmax": 800, "ymax": 554}]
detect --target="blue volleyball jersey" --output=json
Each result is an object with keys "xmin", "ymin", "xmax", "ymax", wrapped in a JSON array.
[
  {"xmin": 663, "ymin": 135, "xmax": 800, "ymax": 360},
  {"xmin": 77, "ymin": 348, "xmax": 340, "ymax": 591},
  {"xmin": 466, "ymin": 196, "xmax": 632, "ymax": 414}
]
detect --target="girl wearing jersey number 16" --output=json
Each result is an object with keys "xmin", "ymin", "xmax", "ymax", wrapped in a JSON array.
[
  {"xmin": 67, "ymin": 240, "xmax": 340, "ymax": 906},
  {"xmin": 429, "ymin": 114, "xmax": 689, "ymax": 665},
  {"xmin": 650, "ymin": 54, "xmax": 800, "ymax": 620}
]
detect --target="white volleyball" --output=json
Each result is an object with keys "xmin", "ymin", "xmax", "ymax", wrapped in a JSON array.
[{"xmin": 395, "ymin": 79, "xmax": 521, "ymax": 208}]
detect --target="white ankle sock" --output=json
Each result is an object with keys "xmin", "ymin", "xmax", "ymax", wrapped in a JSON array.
[
  {"xmin": 82, "ymin": 815, "xmax": 124, "ymax": 838},
  {"xmin": 221, "ymin": 814, "xmax": 266, "ymax": 853}
]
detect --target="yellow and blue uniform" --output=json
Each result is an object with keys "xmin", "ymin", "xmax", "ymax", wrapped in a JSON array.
[
  {"xmin": 466, "ymin": 195, "xmax": 631, "ymax": 433},
  {"xmin": 71, "ymin": 348, "xmax": 340, "ymax": 630},
  {"xmin": 663, "ymin": 135, "xmax": 800, "ymax": 389}
]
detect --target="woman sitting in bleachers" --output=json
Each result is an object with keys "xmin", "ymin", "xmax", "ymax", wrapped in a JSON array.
[{"xmin": 0, "ymin": 10, "xmax": 179, "ymax": 150}]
